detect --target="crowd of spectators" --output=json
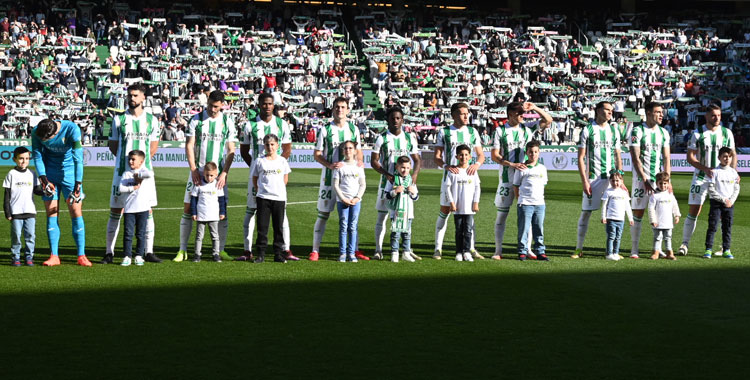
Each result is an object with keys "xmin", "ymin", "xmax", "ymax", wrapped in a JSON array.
[
  {"xmin": 1, "ymin": 2, "xmax": 750, "ymax": 152},
  {"xmin": 357, "ymin": 9, "xmax": 750, "ymax": 150}
]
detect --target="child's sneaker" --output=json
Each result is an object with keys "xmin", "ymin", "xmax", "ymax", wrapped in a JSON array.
[
  {"xmin": 538, "ymin": 254, "xmax": 550, "ymax": 261},
  {"xmin": 629, "ymin": 254, "xmax": 640, "ymax": 259},
  {"xmin": 11, "ymin": 260, "xmax": 21, "ymax": 267},
  {"xmin": 605, "ymin": 254, "xmax": 619, "ymax": 261},
  {"xmin": 518, "ymin": 254, "xmax": 527, "ymax": 261},
  {"xmin": 212, "ymin": 254, "xmax": 222, "ymax": 262},
  {"xmin": 433, "ymin": 249, "xmax": 442, "ymax": 260},
  {"xmin": 121, "ymin": 256, "xmax": 132, "ymax": 266},
  {"xmin": 173, "ymin": 250, "xmax": 187, "ymax": 262},
  {"xmin": 702, "ymin": 250, "xmax": 712, "ymax": 259},
  {"xmin": 338, "ymin": 254, "xmax": 346, "ymax": 262},
  {"xmin": 348, "ymin": 254, "xmax": 358, "ymax": 263},
  {"xmin": 678, "ymin": 244, "xmax": 689, "ymax": 256},
  {"xmin": 570, "ymin": 249, "xmax": 583, "ymax": 259},
  {"xmin": 25, "ymin": 260, "xmax": 34, "ymax": 266},
  {"xmin": 491, "ymin": 254, "xmax": 503, "ymax": 260},
  {"xmin": 391, "ymin": 251, "xmax": 399, "ymax": 263},
  {"xmin": 650, "ymin": 251, "xmax": 660, "ymax": 260},
  {"xmin": 402, "ymin": 252, "xmax": 415, "ymax": 262},
  {"xmin": 43, "ymin": 255, "xmax": 61, "ymax": 266},
  {"xmin": 724, "ymin": 250, "xmax": 734, "ymax": 259},
  {"xmin": 354, "ymin": 251, "xmax": 370, "ymax": 261},
  {"xmin": 455, "ymin": 253, "xmax": 463, "ymax": 262},
  {"xmin": 463, "ymin": 252, "xmax": 474, "ymax": 262},
  {"xmin": 273, "ymin": 254, "xmax": 287, "ymax": 263},
  {"xmin": 410, "ymin": 252, "xmax": 421, "ymax": 261},
  {"xmin": 135, "ymin": 255, "xmax": 145, "ymax": 266},
  {"xmin": 666, "ymin": 250, "xmax": 677, "ymax": 260}
]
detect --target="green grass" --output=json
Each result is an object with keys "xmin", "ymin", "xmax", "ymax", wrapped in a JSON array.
[{"xmin": 1, "ymin": 167, "xmax": 749, "ymax": 378}]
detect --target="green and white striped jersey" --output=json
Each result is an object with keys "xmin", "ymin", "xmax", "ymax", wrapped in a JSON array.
[
  {"xmin": 492, "ymin": 121, "xmax": 539, "ymax": 183},
  {"xmin": 109, "ymin": 110, "xmax": 161, "ymax": 176},
  {"xmin": 687, "ymin": 125, "xmax": 735, "ymax": 180},
  {"xmin": 187, "ymin": 111, "xmax": 237, "ymax": 171},
  {"xmin": 436, "ymin": 125, "xmax": 481, "ymax": 168},
  {"xmin": 628, "ymin": 123, "xmax": 670, "ymax": 182},
  {"xmin": 372, "ymin": 130, "xmax": 419, "ymax": 189},
  {"xmin": 315, "ymin": 121, "xmax": 361, "ymax": 186},
  {"xmin": 578, "ymin": 122, "xmax": 621, "ymax": 180},
  {"xmin": 241, "ymin": 116, "xmax": 292, "ymax": 158}
]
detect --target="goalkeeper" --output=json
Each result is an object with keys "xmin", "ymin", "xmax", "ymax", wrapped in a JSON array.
[{"xmin": 31, "ymin": 118, "xmax": 91, "ymax": 267}]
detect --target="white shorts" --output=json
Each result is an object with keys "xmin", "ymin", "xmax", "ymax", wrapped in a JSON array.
[
  {"xmin": 246, "ymin": 182, "xmax": 258, "ymax": 209},
  {"xmin": 494, "ymin": 182, "xmax": 515, "ymax": 211},
  {"xmin": 317, "ymin": 182, "xmax": 336, "ymax": 213},
  {"xmin": 688, "ymin": 176, "xmax": 709, "ymax": 206},
  {"xmin": 582, "ymin": 178, "xmax": 611, "ymax": 211},
  {"xmin": 375, "ymin": 185, "xmax": 390, "ymax": 212},
  {"xmin": 183, "ymin": 171, "xmax": 229, "ymax": 204},
  {"xmin": 110, "ymin": 172, "xmax": 157, "ymax": 208},
  {"xmin": 630, "ymin": 177, "xmax": 651, "ymax": 210}
]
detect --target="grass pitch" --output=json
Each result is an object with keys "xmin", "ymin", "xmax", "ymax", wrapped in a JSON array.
[{"xmin": 1, "ymin": 167, "xmax": 748, "ymax": 379}]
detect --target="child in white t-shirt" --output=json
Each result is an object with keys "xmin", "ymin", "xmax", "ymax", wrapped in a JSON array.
[
  {"xmin": 118, "ymin": 150, "xmax": 155, "ymax": 266},
  {"xmin": 250, "ymin": 134, "xmax": 291, "ymax": 263},
  {"xmin": 385, "ymin": 156, "xmax": 419, "ymax": 263},
  {"xmin": 3, "ymin": 147, "xmax": 42, "ymax": 266},
  {"xmin": 704, "ymin": 147, "xmax": 740, "ymax": 259},
  {"xmin": 190, "ymin": 161, "xmax": 227, "ymax": 263},
  {"xmin": 513, "ymin": 140, "xmax": 549, "ymax": 261},
  {"xmin": 648, "ymin": 172, "xmax": 681, "ymax": 260},
  {"xmin": 600, "ymin": 170, "xmax": 634, "ymax": 261},
  {"xmin": 443, "ymin": 144, "xmax": 481, "ymax": 262},
  {"xmin": 332, "ymin": 140, "xmax": 366, "ymax": 263}
]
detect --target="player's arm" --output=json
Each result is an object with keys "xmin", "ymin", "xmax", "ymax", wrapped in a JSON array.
[
  {"xmin": 526, "ymin": 102, "xmax": 553, "ymax": 130},
  {"xmin": 370, "ymin": 151, "xmax": 393, "ymax": 182},
  {"xmin": 434, "ymin": 146, "xmax": 446, "ymax": 169},
  {"xmin": 686, "ymin": 148, "xmax": 712, "ymax": 177},
  {"xmin": 630, "ymin": 146, "xmax": 647, "ymax": 182},
  {"xmin": 467, "ymin": 145, "xmax": 485, "ymax": 175},
  {"xmin": 281, "ymin": 143, "xmax": 292, "ymax": 159},
  {"xmin": 578, "ymin": 147, "xmax": 591, "ymax": 196},
  {"xmin": 239, "ymin": 144, "xmax": 253, "ymax": 167},
  {"xmin": 31, "ymin": 133, "xmax": 46, "ymax": 177},
  {"xmin": 356, "ymin": 147, "xmax": 364, "ymax": 167},
  {"xmin": 150, "ymin": 140, "xmax": 159, "ymax": 157},
  {"xmin": 217, "ymin": 141, "xmax": 235, "ymax": 189},
  {"xmin": 662, "ymin": 143, "xmax": 671, "ymax": 174},
  {"xmin": 491, "ymin": 147, "xmax": 503, "ymax": 164},
  {"xmin": 314, "ymin": 149, "xmax": 339, "ymax": 169},
  {"xmin": 614, "ymin": 147, "xmax": 622, "ymax": 170},
  {"xmin": 410, "ymin": 153, "xmax": 422, "ymax": 184},
  {"xmin": 185, "ymin": 135, "xmax": 201, "ymax": 184}
]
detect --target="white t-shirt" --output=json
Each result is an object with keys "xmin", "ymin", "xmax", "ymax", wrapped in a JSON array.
[
  {"xmin": 443, "ymin": 167, "xmax": 481, "ymax": 215},
  {"xmin": 513, "ymin": 164, "xmax": 547, "ymax": 206},
  {"xmin": 709, "ymin": 165, "xmax": 740, "ymax": 202},
  {"xmin": 191, "ymin": 179, "xmax": 224, "ymax": 222},
  {"xmin": 333, "ymin": 162, "xmax": 365, "ymax": 199},
  {"xmin": 250, "ymin": 156, "xmax": 291, "ymax": 201},
  {"xmin": 648, "ymin": 190, "xmax": 681, "ymax": 229},
  {"xmin": 3, "ymin": 168, "xmax": 38, "ymax": 215},
  {"xmin": 601, "ymin": 187, "xmax": 633, "ymax": 221},
  {"xmin": 119, "ymin": 168, "xmax": 154, "ymax": 214}
]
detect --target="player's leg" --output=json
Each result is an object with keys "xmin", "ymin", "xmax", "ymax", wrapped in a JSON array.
[
  {"xmin": 177, "ymin": 175, "xmax": 195, "ymax": 261},
  {"xmin": 311, "ymin": 183, "xmax": 335, "ymax": 260},
  {"xmin": 144, "ymin": 211, "xmax": 162, "ymax": 262},
  {"xmin": 630, "ymin": 178, "xmax": 647, "ymax": 258},
  {"xmin": 680, "ymin": 179, "xmax": 707, "ymax": 255},
  {"xmin": 373, "ymin": 191, "xmax": 390, "ymax": 259},
  {"xmin": 282, "ymin": 208, "xmax": 299, "ymax": 260},
  {"xmin": 434, "ymin": 184, "xmax": 452, "ymax": 259},
  {"xmin": 240, "ymin": 181, "xmax": 257, "ymax": 261},
  {"xmin": 492, "ymin": 183, "xmax": 513, "ymax": 259},
  {"xmin": 218, "ymin": 183, "xmax": 231, "ymax": 260},
  {"xmin": 42, "ymin": 184, "xmax": 61, "ymax": 266},
  {"xmin": 573, "ymin": 179, "xmax": 606, "ymax": 258},
  {"xmin": 65, "ymin": 188, "xmax": 91, "ymax": 266},
  {"xmin": 105, "ymin": 174, "xmax": 124, "ymax": 262}
]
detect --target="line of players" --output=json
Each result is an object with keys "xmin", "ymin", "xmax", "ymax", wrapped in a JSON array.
[{"xmin": 30, "ymin": 84, "xmax": 736, "ymax": 265}]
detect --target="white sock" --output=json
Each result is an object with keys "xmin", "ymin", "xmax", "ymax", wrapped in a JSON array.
[
  {"xmin": 631, "ymin": 217, "xmax": 643, "ymax": 255},
  {"xmin": 146, "ymin": 213, "xmax": 154, "ymax": 254},
  {"xmin": 682, "ymin": 215, "xmax": 697, "ymax": 246},
  {"xmin": 243, "ymin": 208, "xmax": 256, "ymax": 251},
  {"xmin": 106, "ymin": 212, "xmax": 122, "ymax": 255},
  {"xmin": 374, "ymin": 211, "xmax": 388, "ymax": 253},
  {"xmin": 218, "ymin": 218, "xmax": 228, "ymax": 251},
  {"xmin": 312, "ymin": 212, "xmax": 329, "ymax": 253},
  {"xmin": 576, "ymin": 211, "xmax": 592, "ymax": 250},
  {"xmin": 282, "ymin": 212, "xmax": 290, "ymax": 251},
  {"xmin": 179, "ymin": 213, "xmax": 193, "ymax": 252},
  {"xmin": 494, "ymin": 211, "xmax": 509, "ymax": 256},
  {"xmin": 435, "ymin": 211, "xmax": 449, "ymax": 251}
]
